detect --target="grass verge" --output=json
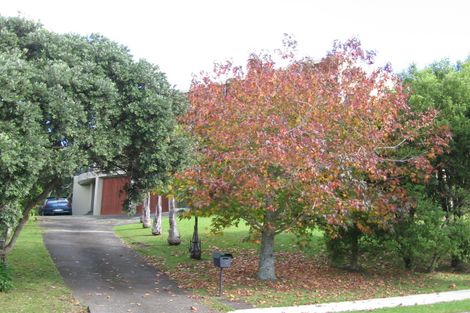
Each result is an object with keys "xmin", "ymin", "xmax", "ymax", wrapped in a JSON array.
[
  {"xmin": 0, "ymin": 221, "xmax": 86, "ymax": 313},
  {"xmin": 350, "ymin": 299, "xmax": 470, "ymax": 312},
  {"xmin": 114, "ymin": 217, "xmax": 470, "ymax": 310}
]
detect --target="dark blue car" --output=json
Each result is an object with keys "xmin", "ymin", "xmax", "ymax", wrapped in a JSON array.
[{"xmin": 40, "ymin": 198, "xmax": 72, "ymax": 215}]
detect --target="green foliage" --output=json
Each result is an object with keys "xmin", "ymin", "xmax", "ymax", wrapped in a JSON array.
[
  {"xmin": 0, "ymin": 15, "xmax": 189, "ymax": 249},
  {"xmin": 403, "ymin": 58, "xmax": 470, "ymax": 268},
  {"xmin": 0, "ymin": 263, "xmax": 13, "ymax": 292},
  {"xmin": 324, "ymin": 235, "xmax": 349, "ymax": 267},
  {"xmin": 0, "ymin": 205, "xmax": 21, "ymax": 230},
  {"xmin": 390, "ymin": 197, "xmax": 452, "ymax": 272},
  {"xmin": 404, "ymin": 60, "xmax": 470, "ymax": 217},
  {"xmin": 324, "ymin": 227, "xmax": 362, "ymax": 270},
  {"xmin": 448, "ymin": 218, "xmax": 470, "ymax": 264}
]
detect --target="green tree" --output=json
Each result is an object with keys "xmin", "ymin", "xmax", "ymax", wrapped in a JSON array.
[
  {"xmin": 0, "ymin": 16, "xmax": 188, "ymax": 259},
  {"xmin": 403, "ymin": 59, "xmax": 470, "ymax": 269}
]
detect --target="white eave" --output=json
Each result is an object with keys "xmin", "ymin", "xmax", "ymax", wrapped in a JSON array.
[{"xmin": 76, "ymin": 171, "xmax": 126, "ymax": 185}]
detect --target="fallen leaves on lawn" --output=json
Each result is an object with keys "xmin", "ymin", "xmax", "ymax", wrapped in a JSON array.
[{"xmin": 141, "ymin": 248, "xmax": 430, "ymax": 306}]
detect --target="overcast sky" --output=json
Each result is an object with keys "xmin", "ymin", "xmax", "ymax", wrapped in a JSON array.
[{"xmin": 2, "ymin": 0, "xmax": 470, "ymax": 90}]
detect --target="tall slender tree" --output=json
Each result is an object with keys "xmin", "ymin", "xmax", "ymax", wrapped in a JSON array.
[
  {"xmin": 152, "ymin": 195, "xmax": 163, "ymax": 235},
  {"xmin": 142, "ymin": 193, "xmax": 152, "ymax": 228},
  {"xmin": 167, "ymin": 197, "xmax": 181, "ymax": 245}
]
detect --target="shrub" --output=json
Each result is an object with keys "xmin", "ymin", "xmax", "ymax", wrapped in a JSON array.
[
  {"xmin": 390, "ymin": 198, "xmax": 453, "ymax": 272},
  {"xmin": 325, "ymin": 226, "xmax": 363, "ymax": 271},
  {"xmin": 0, "ymin": 263, "xmax": 13, "ymax": 292},
  {"xmin": 448, "ymin": 218, "xmax": 470, "ymax": 270}
]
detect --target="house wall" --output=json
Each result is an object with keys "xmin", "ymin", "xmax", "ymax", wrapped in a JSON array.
[
  {"xmin": 93, "ymin": 177, "xmax": 104, "ymax": 215},
  {"xmin": 72, "ymin": 176, "xmax": 94, "ymax": 215}
]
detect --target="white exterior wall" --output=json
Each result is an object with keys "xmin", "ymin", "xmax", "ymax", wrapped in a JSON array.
[
  {"xmin": 72, "ymin": 176, "xmax": 94, "ymax": 215},
  {"xmin": 93, "ymin": 177, "xmax": 103, "ymax": 216}
]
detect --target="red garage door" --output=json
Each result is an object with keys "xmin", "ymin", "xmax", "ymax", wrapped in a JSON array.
[
  {"xmin": 101, "ymin": 176, "xmax": 170, "ymax": 215},
  {"xmin": 101, "ymin": 177, "xmax": 129, "ymax": 215}
]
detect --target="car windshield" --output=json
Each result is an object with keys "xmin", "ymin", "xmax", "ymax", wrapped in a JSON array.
[{"xmin": 45, "ymin": 200, "xmax": 69, "ymax": 207}]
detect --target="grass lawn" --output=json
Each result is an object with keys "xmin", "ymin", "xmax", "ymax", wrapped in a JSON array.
[
  {"xmin": 114, "ymin": 217, "xmax": 470, "ymax": 310},
  {"xmin": 0, "ymin": 221, "xmax": 86, "ymax": 313},
  {"xmin": 351, "ymin": 299, "xmax": 470, "ymax": 312}
]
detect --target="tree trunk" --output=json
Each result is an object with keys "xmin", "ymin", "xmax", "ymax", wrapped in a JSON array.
[
  {"xmin": 257, "ymin": 212, "xmax": 276, "ymax": 280},
  {"xmin": 451, "ymin": 255, "xmax": 465, "ymax": 271},
  {"xmin": 427, "ymin": 253, "xmax": 439, "ymax": 272},
  {"xmin": 349, "ymin": 231, "xmax": 360, "ymax": 271},
  {"xmin": 0, "ymin": 226, "xmax": 9, "ymax": 264},
  {"xmin": 167, "ymin": 198, "xmax": 181, "ymax": 245},
  {"xmin": 0, "ymin": 227, "xmax": 8, "ymax": 248},
  {"xmin": 403, "ymin": 256, "xmax": 413, "ymax": 270},
  {"xmin": 0, "ymin": 178, "xmax": 59, "ymax": 258},
  {"xmin": 142, "ymin": 192, "xmax": 151, "ymax": 228},
  {"xmin": 152, "ymin": 195, "xmax": 163, "ymax": 235}
]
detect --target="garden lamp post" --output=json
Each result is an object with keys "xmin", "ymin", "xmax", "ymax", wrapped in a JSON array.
[{"xmin": 189, "ymin": 216, "xmax": 202, "ymax": 259}]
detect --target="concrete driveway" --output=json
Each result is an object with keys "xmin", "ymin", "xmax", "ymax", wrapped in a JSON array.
[{"xmin": 41, "ymin": 216, "xmax": 214, "ymax": 313}]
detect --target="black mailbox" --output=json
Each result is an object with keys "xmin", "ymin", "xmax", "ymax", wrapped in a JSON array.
[
  {"xmin": 212, "ymin": 251, "xmax": 233, "ymax": 268},
  {"xmin": 219, "ymin": 254, "xmax": 233, "ymax": 268},
  {"xmin": 212, "ymin": 251, "xmax": 221, "ymax": 266},
  {"xmin": 213, "ymin": 251, "xmax": 233, "ymax": 296}
]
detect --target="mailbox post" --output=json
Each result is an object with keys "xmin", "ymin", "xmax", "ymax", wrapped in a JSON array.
[{"xmin": 212, "ymin": 251, "xmax": 233, "ymax": 297}]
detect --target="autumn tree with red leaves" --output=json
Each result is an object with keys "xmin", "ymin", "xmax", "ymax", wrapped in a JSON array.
[{"xmin": 180, "ymin": 39, "xmax": 449, "ymax": 280}]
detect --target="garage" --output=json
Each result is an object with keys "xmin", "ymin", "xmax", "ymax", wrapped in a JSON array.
[{"xmin": 72, "ymin": 171, "xmax": 168, "ymax": 215}]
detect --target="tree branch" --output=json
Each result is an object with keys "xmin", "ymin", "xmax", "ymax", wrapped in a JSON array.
[
  {"xmin": 379, "ymin": 156, "xmax": 419, "ymax": 164},
  {"xmin": 275, "ymin": 200, "xmax": 317, "ymax": 234},
  {"xmin": 1, "ymin": 178, "xmax": 60, "ymax": 255},
  {"xmin": 243, "ymin": 216, "xmax": 263, "ymax": 231},
  {"xmin": 374, "ymin": 138, "xmax": 407, "ymax": 153}
]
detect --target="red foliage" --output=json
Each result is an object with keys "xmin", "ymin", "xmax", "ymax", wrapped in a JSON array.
[{"xmin": 180, "ymin": 38, "xmax": 450, "ymax": 234}]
